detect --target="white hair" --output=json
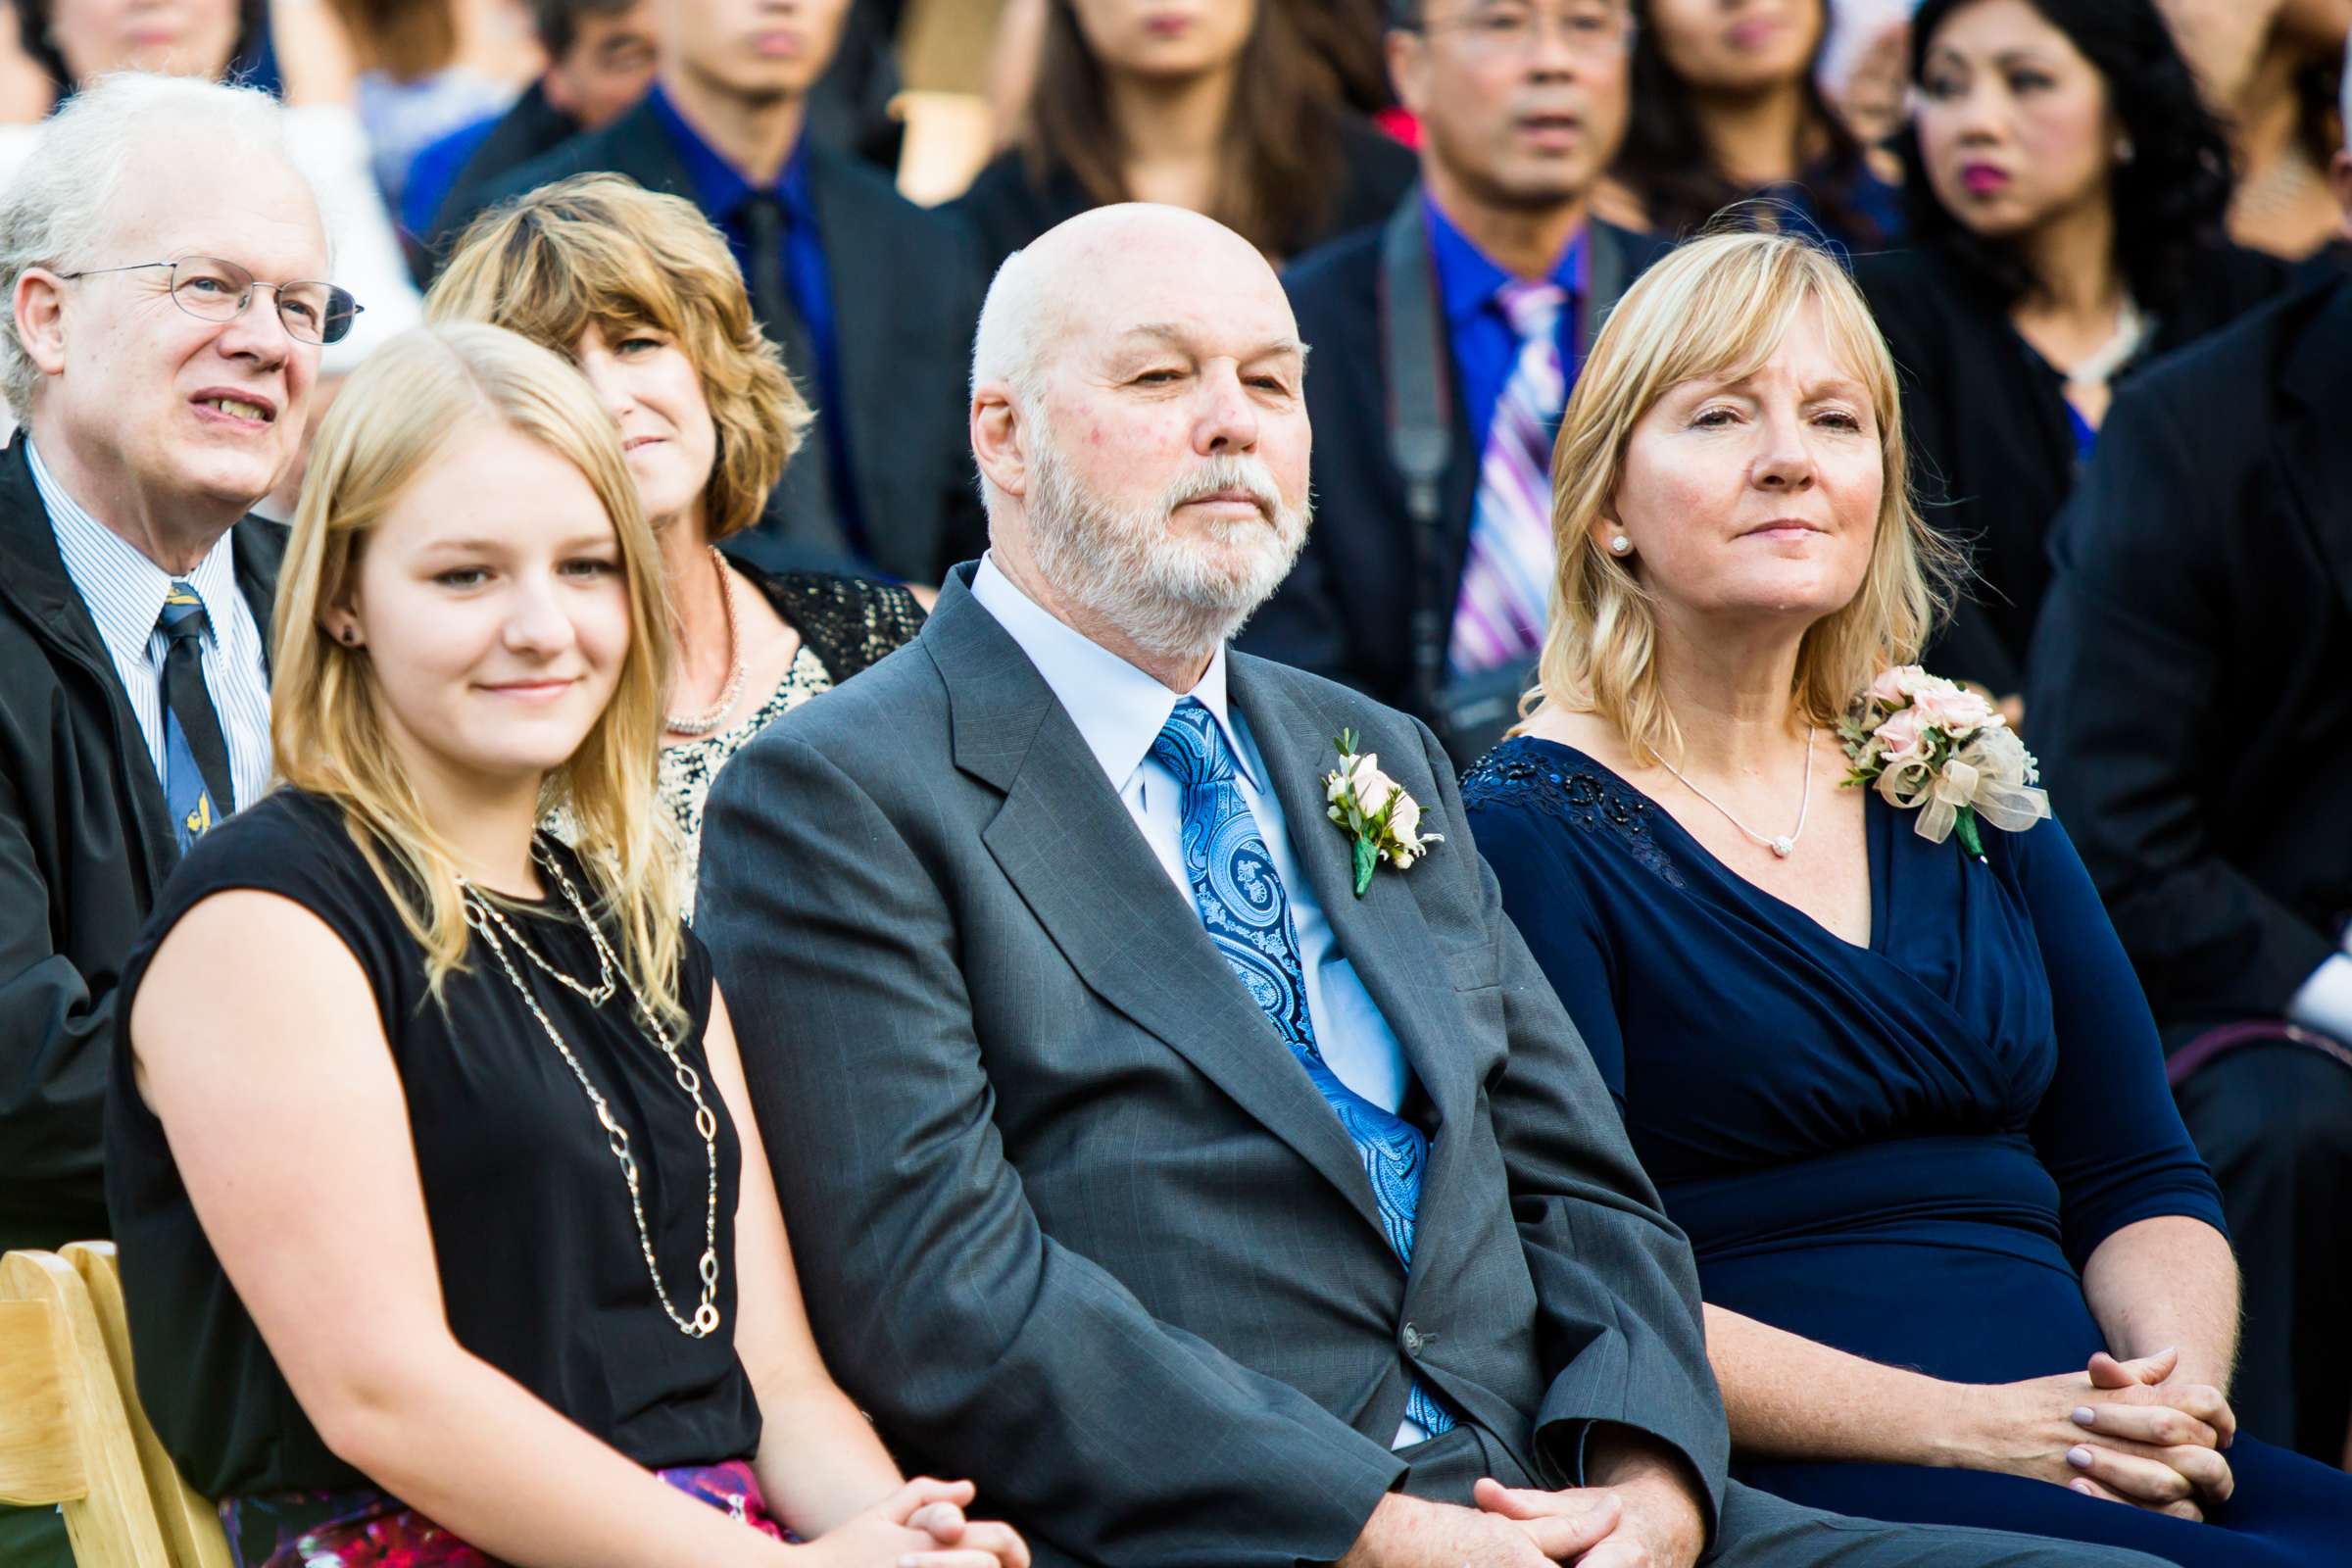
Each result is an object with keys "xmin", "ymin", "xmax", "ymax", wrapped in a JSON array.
[
  {"xmin": 0, "ymin": 74, "xmax": 315, "ymax": 421},
  {"xmin": 1022, "ymin": 416, "xmax": 1309, "ymax": 666}
]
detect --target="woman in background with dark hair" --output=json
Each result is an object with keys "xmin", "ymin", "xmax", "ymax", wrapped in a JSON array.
[
  {"xmin": 953, "ymin": 0, "xmax": 1415, "ymax": 270},
  {"xmin": 1855, "ymin": 0, "xmax": 2288, "ymax": 713},
  {"xmin": 1603, "ymin": 0, "xmax": 1900, "ymax": 251}
]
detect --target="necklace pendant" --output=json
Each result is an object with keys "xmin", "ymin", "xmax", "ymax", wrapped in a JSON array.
[{"xmin": 1769, "ymin": 836, "xmax": 1794, "ymax": 858}]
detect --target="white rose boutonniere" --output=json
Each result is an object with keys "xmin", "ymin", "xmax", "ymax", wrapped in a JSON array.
[
  {"xmin": 1839, "ymin": 665, "xmax": 2050, "ymax": 859},
  {"xmin": 1324, "ymin": 728, "xmax": 1443, "ymax": 896}
]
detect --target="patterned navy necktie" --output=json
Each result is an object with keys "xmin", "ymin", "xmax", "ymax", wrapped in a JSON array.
[
  {"xmin": 1149, "ymin": 700, "xmax": 1452, "ymax": 1436},
  {"xmin": 157, "ymin": 580, "xmax": 234, "ymax": 850}
]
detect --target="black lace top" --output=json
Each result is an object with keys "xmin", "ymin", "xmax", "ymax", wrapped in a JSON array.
[{"xmin": 744, "ymin": 564, "xmax": 926, "ymax": 685}]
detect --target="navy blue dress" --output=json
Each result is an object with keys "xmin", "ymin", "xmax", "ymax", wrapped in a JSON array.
[{"xmin": 1463, "ymin": 737, "xmax": 2352, "ymax": 1566}]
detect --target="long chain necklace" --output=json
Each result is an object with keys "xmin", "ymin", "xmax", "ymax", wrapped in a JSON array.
[
  {"xmin": 1652, "ymin": 726, "xmax": 1816, "ymax": 859},
  {"xmin": 664, "ymin": 547, "xmax": 747, "ymax": 737},
  {"xmin": 460, "ymin": 848, "xmax": 722, "ymax": 1338}
]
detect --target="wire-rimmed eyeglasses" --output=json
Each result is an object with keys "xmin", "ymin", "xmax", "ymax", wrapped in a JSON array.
[
  {"xmin": 1418, "ymin": 0, "xmax": 1637, "ymax": 60},
  {"xmin": 55, "ymin": 256, "xmax": 363, "ymax": 346}
]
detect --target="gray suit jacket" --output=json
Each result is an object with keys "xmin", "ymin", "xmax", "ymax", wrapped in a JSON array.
[{"xmin": 698, "ymin": 568, "xmax": 1729, "ymax": 1567}]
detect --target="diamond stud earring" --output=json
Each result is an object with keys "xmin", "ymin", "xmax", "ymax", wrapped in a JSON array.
[{"xmin": 1608, "ymin": 534, "xmax": 1633, "ymax": 557}]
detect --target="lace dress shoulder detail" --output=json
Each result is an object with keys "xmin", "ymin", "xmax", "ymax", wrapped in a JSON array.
[{"xmin": 1460, "ymin": 744, "xmax": 1686, "ymax": 888}]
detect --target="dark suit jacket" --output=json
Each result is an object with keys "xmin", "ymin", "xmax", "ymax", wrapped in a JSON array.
[
  {"xmin": 446, "ymin": 98, "xmax": 987, "ymax": 585},
  {"xmin": 697, "ymin": 568, "xmax": 1727, "ymax": 1568},
  {"xmin": 1855, "ymin": 243, "xmax": 2289, "ymax": 698},
  {"xmin": 2029, "ymin": 273, "xmax": 2352, "ymax": 1047},
  {"xmin": 1238, "ymin": 199, "xmax": 1668, "ymax": 732},
  {"xmin": 423, "ymin": 78, "xmax": 580, "ymax": 253},
  {"xmin": 0, "ymin": 440, "xmax": 283, "ymax": 1252}
]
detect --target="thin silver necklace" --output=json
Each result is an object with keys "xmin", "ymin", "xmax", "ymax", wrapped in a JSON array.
[{"xmin": 1652, "ymin": 727, "xmax": 1816, "ymax": 859}]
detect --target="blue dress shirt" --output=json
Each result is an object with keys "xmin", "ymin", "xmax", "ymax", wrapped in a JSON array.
[
  {"xmin": 1424, "ymin": 195, "xmax": 1588, "ymax": 460},
  {"xmin": 646, "ymin": 85, "xmax": 863, "ymax": 553}
]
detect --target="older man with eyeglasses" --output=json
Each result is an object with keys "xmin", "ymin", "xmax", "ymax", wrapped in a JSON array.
[
  {"xmin": 0, "ymin": 65, "xmax": 344, "ymax": 1260},
  {"xmin": 0, "ymin": 68, "xmax": 343, "ymax": 1561}
]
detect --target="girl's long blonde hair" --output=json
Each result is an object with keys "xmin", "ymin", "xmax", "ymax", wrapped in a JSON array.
[
  {"xmin": 1524, "ymin": 228, "xmax": 1960, "ymax": 765},
  {"xmin": 270, "ymin": 322, "xmax": 685, "ymax": 1024}
]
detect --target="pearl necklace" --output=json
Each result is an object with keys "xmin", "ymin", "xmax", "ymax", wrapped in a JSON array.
[
  {"xmin": 460, "ymin": 848, "xmax": 722, "ymax": 1338},
  {"xmin": 664, "ymin": 547, "xmax": 747, "ymax": 737},
  {"xmin": 1653, "ymin": 727, "xmax": 1816, "ymax": 859}
]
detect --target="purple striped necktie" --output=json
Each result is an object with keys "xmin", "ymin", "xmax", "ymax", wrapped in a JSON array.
[{"xmin": 1448, "ymin": 279, "xmax": 1569, "ymax": 678}]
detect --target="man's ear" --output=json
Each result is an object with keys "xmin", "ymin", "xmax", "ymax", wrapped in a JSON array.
[
  {"xmin": 14, "ymin": 268, "xmax": 69, "ymax": 379},
  {"xmin": 970, "ymin": 383, "xmax": 1029, "ymax": 505},
  {"xmin": 1387, "ymin": 25, "xmax": 1430, "ymax": 121}
]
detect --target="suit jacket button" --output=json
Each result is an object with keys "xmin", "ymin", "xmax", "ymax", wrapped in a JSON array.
[{"xmin": 1401, "ymin": 1323, "xmax": 1424, "ymax": 1354}]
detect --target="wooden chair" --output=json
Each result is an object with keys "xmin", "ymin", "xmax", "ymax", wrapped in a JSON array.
[
  {"xmin": 0, "ymin": 1248, "xmax": 171, "ymax": 1567},
  {"xmin": 63, "ymin": 1243, "xmax": 234, "ymax": 1568}
]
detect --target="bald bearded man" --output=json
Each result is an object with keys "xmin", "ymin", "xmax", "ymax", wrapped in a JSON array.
[{"xmin": 696, "ymin": 205, "xmax": 2170, "ymax": 1568}]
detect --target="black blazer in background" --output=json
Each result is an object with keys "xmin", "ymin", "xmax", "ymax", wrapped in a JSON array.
[
  {"xmin": 0, "ymin": 441, "xmax": 283, "ymax": 1253},
  {"xmin": 448, "ymin": 98, "xmax": 988, "ymax": 586},
  {"xmin": 1854, "ymin": 242, "xmax": 2288, "ymax": 699},
  {"xmin": 424, "ymin": 78, "xmax": 582, "ymax": 253},
  {"xmin": 1237, "ymin": 199, "xmax": 1668, "ymax": 728},
  {"xmin": 2028, "ymin": 273, "xmax": 2352, "ymax": 1047},
  {"xmin": 952, "ymin": 114, "xmax": 1420, "ymax": 274}
]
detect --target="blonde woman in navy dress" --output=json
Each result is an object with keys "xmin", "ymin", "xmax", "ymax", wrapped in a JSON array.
[{"xmin": 1461, "ymin": 230, "xmax": 2352, "ymax": 1565}]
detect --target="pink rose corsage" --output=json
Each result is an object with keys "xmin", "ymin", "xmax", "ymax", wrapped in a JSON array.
[{"xmin": 1838, "ymin": 666, "xmax": 2050, "ymax": 859}]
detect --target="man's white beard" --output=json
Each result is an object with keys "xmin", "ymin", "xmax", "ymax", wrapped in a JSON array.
[{"xmin": 1024, "ymin": 424, "xmax": 1311, "ymax": 669}]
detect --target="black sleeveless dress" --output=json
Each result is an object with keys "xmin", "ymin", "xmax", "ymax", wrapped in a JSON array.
[{"xmin": 103, "ymin": 788, "xmax": 760, "ymax": 1502}]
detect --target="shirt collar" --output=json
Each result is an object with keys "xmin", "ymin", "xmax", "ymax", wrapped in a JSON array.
[
  {"xmin": 1422, "ymin": 191, "xmax": 1589, "ymax": 327},
  {"xmin": 968, "ymin": 553, "xmax": 1257, "ymax": 793},
  {"xmin": 646, "ymin": 82, "xmax": 812, "ymax": 226},
  {"xmin": 29, "ymin": 435, "xmax": 240, "ymax": 664}
]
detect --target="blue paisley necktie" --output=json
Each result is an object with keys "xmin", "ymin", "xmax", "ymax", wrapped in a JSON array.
[{"xmin": 1149, "ymin": 700, "xmax": 1452, "ymax": 1436}]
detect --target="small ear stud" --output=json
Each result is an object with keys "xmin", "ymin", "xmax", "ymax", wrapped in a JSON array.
[
  {"xmin": 337, "ymin": 626, "xmax": 357, "ymax": 646},
  {"xmin": 1608, "ymin": 534, "xmax": 1633, "ymax": 557}
]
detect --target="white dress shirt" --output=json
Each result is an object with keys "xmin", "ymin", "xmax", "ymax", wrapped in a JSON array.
[
  {"xmin": 2290, "ymin": 952, "xmax": 2352, "ymax": 1045},
  {"xmin": 32, "ymin": 439, "xmax": 274, "ymax": 814},
  {"xmin": 971, "ymin": 558, "xmax": 1429, "ymax": 1446}
]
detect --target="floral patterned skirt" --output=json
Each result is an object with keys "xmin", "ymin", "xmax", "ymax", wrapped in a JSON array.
[{"xmin": 218, "ymin": 1458, "xmax": 786, "ymax": 1566}]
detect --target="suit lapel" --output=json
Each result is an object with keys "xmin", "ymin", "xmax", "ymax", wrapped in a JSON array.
[
  {"xmin": 927, "ymin": 578, "xmax": 1386, "ymax": 1235},
  {"xmin": 1227, "ymin": 658, "xmax": 1480, "ymax": 1286},
  {"xmin": 2277, "ymin": 283, "xmax": 2352, "ymax": 616},
  {"xmin": 807, "ymin": 149, "xmax": 928, "ymax": 574},
  {"xmin": 0, "ymin": 442, "xmax": 178, "ymax": 891}
]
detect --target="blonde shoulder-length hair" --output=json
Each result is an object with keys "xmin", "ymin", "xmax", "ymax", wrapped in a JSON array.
[
  {"xmin": 1525, "ymin": 227, "xmax": 1959, "ymax": 765},
  {"xmin": 425, "ymin": 172, "xmax": 810, "ymax": 544},
  {"xmin": 271, "ymin": 321, "xmax": 686, "ymax": 1026}
]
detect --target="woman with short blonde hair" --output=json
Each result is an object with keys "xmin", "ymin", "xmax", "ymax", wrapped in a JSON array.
[
  {"xmin": 107, "ymin": 322, "xmax": 1028, "ymax": 1568},
  {"xmin": 431, "ymin": 173, "xmax": 925, "ymax": 916},
  {"xmin": 1464, "ymin": 229, "xmax": 2352, "ymax": 1560}
]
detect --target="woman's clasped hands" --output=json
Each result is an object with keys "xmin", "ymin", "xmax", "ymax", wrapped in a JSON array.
[
  {"xmin": 804, "ymin": 1477, "xmax": 1032, "ymax": 1568},
  {"xmin": 1985, "ymin": 1348, "xmax": 2236, "ymax": 1521}
]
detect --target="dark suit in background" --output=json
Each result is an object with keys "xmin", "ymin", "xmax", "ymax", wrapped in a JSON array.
[
  {"xmin": 1239, "ymin": 190, "xmax": 1666, "ymax": 758},
  {"xmin": 697, "ymin": 567, "xmax": 2163, "ymax": 1568},
  {"xmin": 1854, "ymin": 243, "xmax": 2288, "ymax": 700},
  {"xmin": 418, "ymin": 79, "xmax": 583, "ymax": 252},
  {"xmin": 446, "ymin": 90, "xmax": 985, "ymax": 584},
  {"xmin": 2029, "ymin": 273, "xmax": 2352, "ymax": 1462}
]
